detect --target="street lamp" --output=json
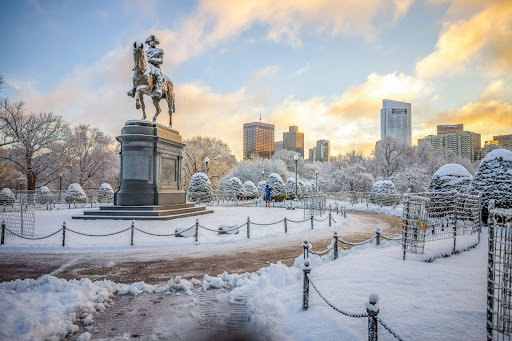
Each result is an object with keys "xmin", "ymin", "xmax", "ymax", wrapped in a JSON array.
[
  {"xmin": 294, "ymin": 153, "xmax": 299, "ymax": 199},
  {"xmin": 204, "ymin": 156, "xmax": 209, "ymax": 175},
  {"xmin": 261, "ymin": 169, "xmax": 265, "ymax": 181},
  {"xmin": 315, "ymin": 170, "xmax": 318, "ymax": 193},
  {"xmin": 58, "ymin": 172, "xmax": 63, "ymax": 203}
]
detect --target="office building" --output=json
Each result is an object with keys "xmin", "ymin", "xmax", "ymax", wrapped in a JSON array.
[
  {"xmin": 477, "ymin": 141, "xmax": 500, "ymax": 160},
  {"xmin": 243, "ymin": 122, "xmax": 275, "ymax": 159},
  {"xmin": 283, "ymin": 126, "xmax": 305, "ymax": 157},
  {"xmin": 476, "ymin": 134, "xmax": 512, "ymax": 160},
  {"xmin": 380, "ymin": 99, "xmax": 412, "ymax": 145},
  {"xmin": 308, "ymin": 147, "xmax": 316, "ymax": 162},
  {"xmin": 438, "ymin": 124, "xmax": 464, "ymax": 135},
  {"xmin": 418, "ymin": 130, "xmax": 481, "ymax": 162},
  {"xmin": 494, "ymin": 134, "xmax": 512, "ymax": 149},
  {"xmin": 316, "ymin": 140, "xmax": 330, "ymax": 162}
]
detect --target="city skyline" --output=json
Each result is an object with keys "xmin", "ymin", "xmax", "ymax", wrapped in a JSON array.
[{"xmin": 1, "ymin": 1, "xmax": 511, "ymax": 159}]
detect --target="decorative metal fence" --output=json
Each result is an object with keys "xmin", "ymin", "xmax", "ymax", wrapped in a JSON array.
[
  {"xmin": 487, "ymin": 207, "xmax": 512, "ymax": 341},
  {"xmin": 0, "ymin": 204, "xmax": 35, "ymax": 237},
  {"xmin": 401, "ymin": 191, "xmax": 481, "ymax": 259},
  {"xmin": 304, "ymin": 194, "xmax": 327, "ymax": 216}
]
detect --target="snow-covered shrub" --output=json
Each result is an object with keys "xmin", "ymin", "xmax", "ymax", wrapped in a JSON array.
[
  {"xmin": 35, "ymin": 186, "xmax": 52, "ymax": 204},
  {"xmin": 308, "ymin": 182, "xmax": 316, "ymax": 194},
  {"xmin": 267, "ymin": 173, "xmax": 287, "ymax": 202},
  {"xmin": 368, "ymin": 180, "xmax": 400, "ymax": 205},
  {"xmin": 470, "ymin": 149, "xmax": 512, "ymax": 221},
  {"xmin": 297, "ymin": 180, "xmax": 308, "ymax": 198},
  {"xmin": 96, "ymin": 183, "xmax": 114, "ymax": 203},
  {"xmin": 64, "ymin": 183, "xmax": 87, "ymax": 204},
  {"xmin": 428, "ymin": 164, "xmax": 472, "ymax": 193},
  {"xmin": 244, "ymin": 181, "xmax": 259, "ymax": 199},
  {"xmin": 0, "ymin": 188, "xmax": 15, "ymax": 205},
  {"xmin": 285, "ymin": 178, "xmax": 302, "ymax": 200},
  {"xmin": 390, "ymin": 166, "xmax": 430, "ymax": 193},
  {"xmin": 224, "ymin": 177, "xmax": 246, "ymax": 200},
  {"xmin": 187, "ymin": 172, "xmax": 213, "ymax": 203},
  {"xmin": 257, "ymin": 181, "xmax": 267, "ymax": 199}
]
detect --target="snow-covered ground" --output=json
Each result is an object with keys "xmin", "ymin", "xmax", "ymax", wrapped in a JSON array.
[{"xmin": 0, "ymin": 206, "xmax": 349, "ymax": 252}]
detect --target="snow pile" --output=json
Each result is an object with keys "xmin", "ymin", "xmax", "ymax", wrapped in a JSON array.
[
  {"xmin": 117, "ymin": 281, "xmax": 155, "ymax": 295},
  {"xmin": 0, "ymin": 188, "xmax": 15, "ymax": 204},
  {"xmin": 257, "ymin": 180, "xmax": 267, "ymax": 199},
  {"xmin": 167, "ymin": 276, "xmax": 196, "ymax": 296},
  {"xmin": 285, "ymin": 178, "xmax": 302, "ymax": 200},
  {"xmin": 175, "ymin": 224, "xmax": 196, "ymax": 238},
  {"xmin": 96, "ymin": 183, "xmax": 114, "ymax": 203},
  {"xmin": 244, "ymin": 181, "xmax": 259, "ymax": 199},
  {"xmin": 470, "ymin": 149, "xmax": 512, "ymax": 221},
  {"xmin": 187, "ymin": 172, "xmax": 213, "ymax": 203},
  {"xmin": 368, "ymin": 180, "xmax": 400, "ymax": 205},
  {"xmin": 218, "ymin": 224, "xmax": 240, "ymax": 235},
  {"xmin": 224, "ymin": 177, "xmax": 247, "ymax": 200},
  {"xmin": 64, "ymin": 183, "xmax": 87, "ymax": 204},
  {"xmin": 35, "ymin": 186, "xmax": 53, "ymax": 204},
  {"xmin": 428, "ymin": 164, "xmax": 472, "ymax": 193},
  {"xmin": 267, "ymin": 173, "xmax": 287, "ymax": 202}
]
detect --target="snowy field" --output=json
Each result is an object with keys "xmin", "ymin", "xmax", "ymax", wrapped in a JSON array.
[{"xmin": 0, "ymin": 206, "xmax": 351, "ymax": 252}]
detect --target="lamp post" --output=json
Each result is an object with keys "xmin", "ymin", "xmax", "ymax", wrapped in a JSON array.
[
  {"xmin": 261, "ymin": 169, "xmax": 265, "ymax": 181},
  {"xmin": 315, "ymin": 170, "xmax": 318, "ymax": 193},
  {"xmin": 58, "ymin": 173, "xmax": 63, "ymax": 203},
  {"xmin": 204, "ymin": 156, "xmax": 209, "ymax": 176},
  {"xmin": 294, "ymin": 153, "xmax": 299, "ymax": 199}
]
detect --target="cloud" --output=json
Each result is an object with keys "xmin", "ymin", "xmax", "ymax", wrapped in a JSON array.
[
  {"xmin": 293, "ymin": 63, "xmax": 310, "ymax": 76},
  {"xmin": 416, "ymin": 0, "xmax": 512, "ymax": 78}
]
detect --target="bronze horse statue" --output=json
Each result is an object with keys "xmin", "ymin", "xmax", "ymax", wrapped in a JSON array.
[{"xmin": 128, "ymin": 42, "xmax": 176, "ymax": 127}]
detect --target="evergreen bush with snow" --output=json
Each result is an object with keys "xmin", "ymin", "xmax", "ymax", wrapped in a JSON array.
[
  {"xmin": 428, "ymin": 164, "xmax": 472, "ymax": 193},
  {"xmin": 35, "ymin": 186, "xmax": 52, "ymax": 204},
  {"xmin": 96, "ymin": 183, "xmax": 114, "ymax": 203},
  {"xmin": 224, "ymin": 177, "xmax": 246, "ymax": 200},
  {"xmin": 285, "ymin": 178, "xmax": 302, "ymax": 200},
  {"xmin": 470, "ymin": 149, "xmax": 512, "ymax": 221},
  {"xmin": 0, "ymin": 188, "xmax": 15, "ymax": 205},
  {"xmin": 297, "ymin": 180, "xmax": 307, "ymax": 198},
  {"xmin": 243, "ymin": 181, "xmax": 259, "ymax": 199},
  {"xmin": 257, "ymin": 181, "xmax": 267, "ymax": 199},
  {"xmin": 64, "ymin": 183, "xmax": 87, "ymax": 204},
  {"xmin": 187, "ymin": 172, "xmax": 213, "ymax": 203},
  {"xmin": 267, "ymin": 173, "xmax": 287, "ymax": 202},
  {"xmin": 368, "ymin": 180, "xmax": 400, "ymax": 205}
]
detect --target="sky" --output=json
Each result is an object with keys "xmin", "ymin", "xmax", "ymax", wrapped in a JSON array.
[{"xmin": 1, "ymin": 0, "xmax": 511, "ymax": 159}]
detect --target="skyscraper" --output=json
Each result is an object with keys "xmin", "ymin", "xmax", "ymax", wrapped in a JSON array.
[
  {"xmin": 316, "ymin": 140, "xmax": 330, "ymax": 162},
  {"xmin": 243, "ymin": 122, "xmax": 275, "ymax": 159},
  {"xmin": 380, "ymin": 99, "xmax": 412, "ymax": 145},
  {"xmin": 283, "ymin": 126, "xmax": 305, "ymax": 157}
]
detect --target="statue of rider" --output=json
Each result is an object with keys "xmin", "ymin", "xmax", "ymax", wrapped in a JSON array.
[{"xmin": 144, "ymin": 35, "xmax": 164, "ymax": 96}]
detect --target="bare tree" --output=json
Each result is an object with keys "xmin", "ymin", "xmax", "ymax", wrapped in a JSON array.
[
  {"xmin": 182, "ymin": 136, "xmax": 234, "ymax": 189},
  {"xmin": 370, "ymin": 136, "xmax": 412, "ymax": 179},
  {"xmin": 0, "ymin": 99, "xmax": 70, "ymax": 190},
  {"xmin": 66, "ymin": 125, "xmax": 118, "ymax": 188}
]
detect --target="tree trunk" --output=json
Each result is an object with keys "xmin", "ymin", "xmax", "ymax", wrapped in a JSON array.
[{"xmin": 26, "ymin": 171, "xmax": 36, "ymax": 190}]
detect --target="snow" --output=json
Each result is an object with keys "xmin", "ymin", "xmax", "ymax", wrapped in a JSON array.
[
  {"xmin": 481, "ymin": 148, "xmax": 512, "ymax": 162},
  {"xmin": 65, "ymin": 183, "xmax": 87, "ymax": 204},
  {"xmin": 428, "ymin": 164, "xmax": 473, "ymax": 193},
  {"xmin": 0, "ymin": 187, "xmax": 15, "ymax": 204},
  {"xmin": 224, "ymin": 177, "xmax": 247, "ymax": 200},
  {"xmin": 187, "ymin": 172, "xmax": 213, "ymax": 203},
  {"xmin": 433, "ymin": 164, "xmax": 471, "ymax": 178},
  {"xmin": 244, "ymin": 181, "xmax": 259, "ymax": 199},
  {"xmin": 96, "ymin": 183, "xmax": 114, "ymax": 203}
]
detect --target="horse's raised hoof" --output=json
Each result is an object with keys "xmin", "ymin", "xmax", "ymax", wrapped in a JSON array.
[
  {"xmin": 127, "ymin": 90, "xmax": 135, "ymax": 98},
  {"xmin": 136, "ymin": 101, "xmax": 141, "ymax": 110}
]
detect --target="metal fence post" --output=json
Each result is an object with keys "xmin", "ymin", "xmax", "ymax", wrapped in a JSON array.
[
  {"xmin": 195, "ymin": 218, "xmax": 199, "ymax": 242},
  {"xmin": 302, "ymin": 239, "xmax": 309, "ymax": 259},
  {"xmin": 336, "ymin": 203, "xmax": 339, "ymax": 215},
  {"xmin": 247, "ymin": 216, "xmax": 250, "ymax": 239},
  {"xmin": 487, "ymin": 201, "xmax": 495, "ymax": 341},
  {"xmin": 343, "ymin": 208, "xmax": 346, "ymax": 219},
  {"xmin": 375, "ymin": 228, "xmax": 381, "ymax": 246},
  {"xmin": 62, "ymin": 221, "xmax": 66, "ymax": 247},
  {"xmin": 303, "ymin": 258, "xmax": 311, "ymax": 311},
  {"xmin": 333, "ymin": 232, "xmax": 339, "ymax": 260},
  {"xmin": 366, "ymin": 294, "xmax": 379, "ymax": 341},
  {"xmin": 328, "ymin": 212, "xmax": 332, "ymax": 227},
  {"xmin": 284, "ymin": 217, "xmax": 287, "ymax": 233},
  {"xmin": 310, "ymin": 214, "xmax": 314, "ymax": 229},
  {"xmin": 453, "ymin": 196, "xmax": 458, "ymax": 254},
  {"xmin": 130, "ymin": 220, "xmax": 135, "ymax": 246},
  {"xmin": 1, "ymin": 220, "xmax": 5, "ymax": 245}
]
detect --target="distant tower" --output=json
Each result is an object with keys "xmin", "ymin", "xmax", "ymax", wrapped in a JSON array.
[
  {"xmin": 380, "ymin": 99, "xmax": 412, "ymax": 145},
  {"xmin": 316, "ymin": 140, "xmax": 330, "ymax": 162},
  {"xmin": 283, "ymin": 126, "xmax": 305, "ymax": 157},
  {"xmin": 243, "ymin": 121, "xmax": 275, "ymax": 159}
]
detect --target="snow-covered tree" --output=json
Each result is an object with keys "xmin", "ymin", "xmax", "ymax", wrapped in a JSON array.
[
  {"xmin": 285, "ymin": 177, "xmax": 302, "ymax": 200},
  {"xmin": 306, "ymin": 182, "xmax": 315, "ymax": 195},
  {"xmin": 224, "ymin": 177, "xmax": 246, "ymax": 200},
  {"xmin": 390, "ymin": 166, "xmax": 430, "ymax": 193},
  {"xmin": 96, "ymin": 183, "xmax": 114, "ymax": 203},
  {"xmin": 0, "ymin": 188, "xmax": 15, "ymax": 204},
  {"xmin": 35, "ymin": 186, "xmax": 52, "ymax": 204},
  {"xmin": 257, "ymin": 180, "xmax": 267, "ymax": 199},
  {"xmin": 227, "ymin": 158, "xmax": 287, "ymax": 187},
  {"xmin": 297, "ymin": 180, "xmax": 308, "ymax": 198},
  {"xmin": 427, "ymin": 164, "xmax": 472, "ymax": 193},
  {"xmin": 187, "ymin": 172, "xmax": 213, "ymax": 203},
  {"xmin": 470, "ymin": 149, "xmax": 512, "ymax": 221},
  {"xmin": 64, "ymin": 183, "xmax": 87, "ymax": 203},
  {"xmin": 267, "ymin": 173, "xmax": 287, "ymax": 202},
  {"xmin": 272, "ymin": 149, "xmax": 305, "ymax": 173},
  {"xmin": 370, "ymin": 136, "xmax": 413, "ymax": 179},
  {"xmin": 338, "ymin": 164, "xmax": 374, "ymax": 192},
  {"xmin": 243, "ymin": 181, "xmax": 259, "ymax": 199},
  {"xmin": 369, "ymin": 180, "xmax": 400, "ymax": 205}
]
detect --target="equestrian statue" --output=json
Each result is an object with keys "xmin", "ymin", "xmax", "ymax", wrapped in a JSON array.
[{"xmin": 127, "ymin": 35, "xmax": 176, "ymax": 127}]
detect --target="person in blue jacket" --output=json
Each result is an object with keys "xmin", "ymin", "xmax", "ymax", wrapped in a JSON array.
[{"xmin": 265, "ymin": 184, "xmax": 272, "ymax": 207}]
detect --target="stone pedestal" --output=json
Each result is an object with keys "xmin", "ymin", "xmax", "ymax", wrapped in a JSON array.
[{"xmin": 114, "ymin": 120, "xmax": 186, "ymax": 206}]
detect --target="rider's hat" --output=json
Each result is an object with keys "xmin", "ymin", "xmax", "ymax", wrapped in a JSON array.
[{"xmin": 145, "ymin": 35, "xmax": 160, "ymax": 45}]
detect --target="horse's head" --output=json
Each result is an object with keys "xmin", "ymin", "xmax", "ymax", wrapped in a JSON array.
[{"xmin": 132, "ymin": 42, "xmax": 146, "ymax": 73}]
